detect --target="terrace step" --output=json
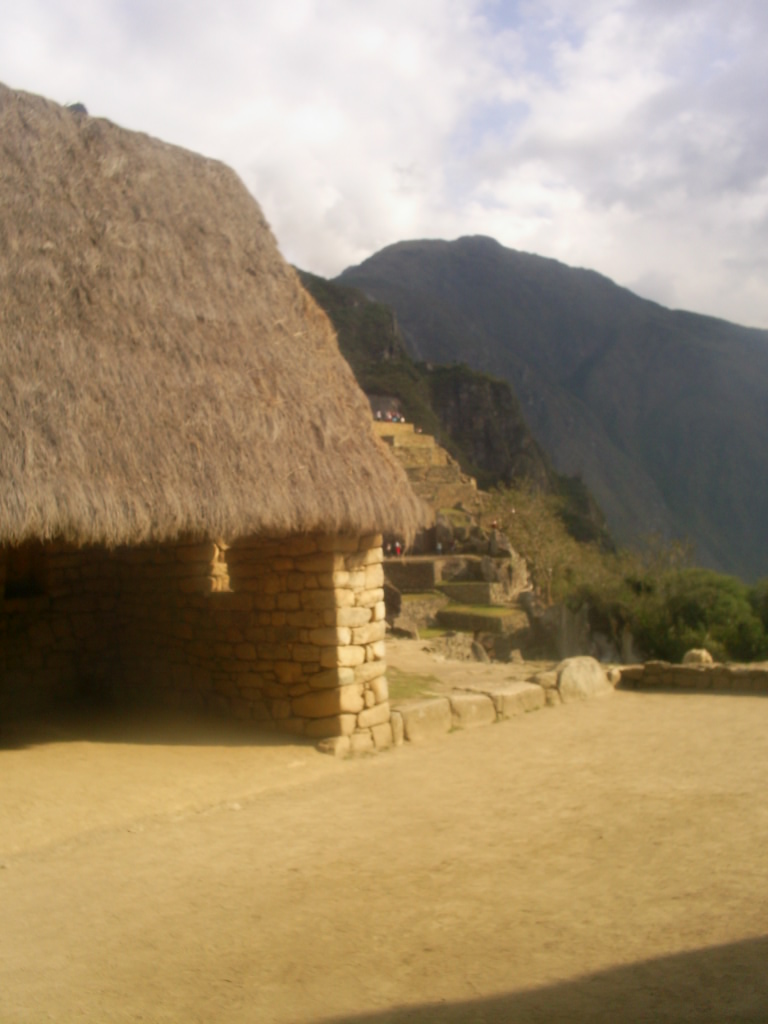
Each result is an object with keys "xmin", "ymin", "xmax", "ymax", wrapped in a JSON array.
[
  {"xmin": 384, "ymin": 555, "xmax": 509, "ymax": 593},
  {"xmin": 373, "ymin": 420, "xmax": 480, "ymax": 512},
  {"xmin": 374, "ymin": 421, "xmax": 437, "ymax": 448},
  {"xmin": 395, "ymin": 446, "xmax": 450, "ymax": 469},
  {"xmin": 436, "ymin": 605, "xmax": 529, "ymax": 636},
  {"xmin": 436, "ymin": 580, "xmax": 496, "ymax": 604}
]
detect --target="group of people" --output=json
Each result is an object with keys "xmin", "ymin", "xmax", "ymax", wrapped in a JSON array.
[{"xmin": 375, "ymin": 409, "xmax": 406, "ymax": 423}]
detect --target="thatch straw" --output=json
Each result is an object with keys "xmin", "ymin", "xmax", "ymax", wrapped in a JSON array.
[{"xmin": 0, "ymin": 84, "xmax": 428, "ymax": 547}]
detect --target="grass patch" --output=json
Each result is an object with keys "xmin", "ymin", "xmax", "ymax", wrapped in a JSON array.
[
  {"xmin": 418, "ymin": 626, "xmax": 450, "ymax": 639},
  {"xmin": 443, "ymin": 603, "xmax": 515, "ymax": 616},
  {"xmin": 387, "ymin": 666, "xmax": 441, "ymax": 702}
]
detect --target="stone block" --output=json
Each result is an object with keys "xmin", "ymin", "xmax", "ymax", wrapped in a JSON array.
[
  {"xmin": 357, "ymin": 588, "xmax": 385, "ymax": 607},
  {"xmin": 235, "ymin": 643, "xmax": 257, "ymax": 661},
  {"xmin": 302, "ymin": 590, "xmax": 343, "ymax": 610},
  {"xmin": 320, "ymin": 645, "xmax": 366, "ymax": 668},
  {"xmin": 288, "ymin": 683, "xmax": 312, "ymax": 698},
  {"xmin": 448, "ymin": 692, "xmax": 496, "ymax": 729},
  {"xmin": 304, "ymin": 714, "xmax": 358, "ymax": 738},
  {"xmin": 351, "ymin": 621, "xmax": 386, "ymax": 646},
  {"xmin": 335, "ymin": 606, "xmax": 373, "ymax": 628},
  {"xmin": 356, "ymin": 701, "xmax": 391, "ymax": 729},
  {"xmin": 372, "ymin": 601, "xmax": 387, "ymax": 622},
  {"xmin": 371, "ymin": 722, "xmax": 393, "ymax": 749},
  {"xmin": 532, "ymin": 669, "xmax": 558, "ymax": 690},
  {"xmin": 294, "ymin": 644, "xmax": 322, "ymax": 663},
  {"xmin": 344, "ymin": 552, "xmax": 368, "ymax": 570},
  {"xmin": 557, "ymin": 657, "xmax": 613, "ymax": 702},
  {"xmin": 295, "ymin": 553, "xmax": 341, "ymax": 573},
  {"xmin": 315, "ymin": 571, "xmax": 350, "ymax": 588},
  {"xmin": 490, "ymin": 682, "xmax": 546, "ymax": 718},
  {"xmin": 370, "ymin": 675, "xmax": 389, "ymax": 704},
  {"xmin": 606, "ymin": 667, "xmax": 622, "ymax": 687},
  {"xmin": 307, "ymin": 667, "xmax": 356, "ymax": 689},
  {"xmin": 286, "ymin": 572, "xmax": 311, "ymax": 591},
  {"xmin": 364, "ymin": 564, "xmax": 384, "ymax": 589},
  {"xmin": 400, "ymin": 698, "xmax": 452, "ymax": 743},
  {"xmin": 262, "ymin": 576, "xmax": 286, "ymax": 595},
  {"xmin": 270, "ymin": 558, "xmax": 295, "ymax": 572},
  {"xmin": 309, "ymin": 627, "xmax": 352, "ymax": 647},
  {"xmin": 286, "ymin": 610, "xmax": 326, "ymax": 628},
  {"xmin": 354, "ymin": 661, "xmax": 387, "ymax": 685},
  {"xmin": 366, "ymin": 640, "xmax": 386, "ymax": 661},
  {"xmin": 292, "ymin": 684, "xmax": 364, "ymax": 718}
]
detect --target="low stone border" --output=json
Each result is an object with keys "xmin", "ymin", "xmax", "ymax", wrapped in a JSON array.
[
  {"xmin": 390, "ymin": 655, "xmax": 615, "ymax": 746},
  {"xmin": 619, "ymin": 661, "xmax": 768, "ymax": 693},
  {"xmin": 320, "ymin": 656, "xmax": 768, "ymax": 755}
]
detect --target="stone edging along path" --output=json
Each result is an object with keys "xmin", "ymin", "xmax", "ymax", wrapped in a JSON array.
[
  {"xmin": 391, "ymin": 654, "xmax": 616, "ymax": 746},
  {"xmin": 620, "ymin": 659, "xmax": 768, "ymax": 693},
  {"xmin": 320, "ymin": 656, "xmax": 768, "ymax": 754}
]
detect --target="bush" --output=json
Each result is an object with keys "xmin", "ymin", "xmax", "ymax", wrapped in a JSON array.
[
  {"xmin": 632, "ymin": 568, "xmax": 768, "ymax": 663},
  {"xmin": 749, "ymin": 578, "xmax": 768, "ymax": 632}
]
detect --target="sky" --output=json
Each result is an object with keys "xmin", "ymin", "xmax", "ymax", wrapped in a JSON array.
[{"xmin": 4, "ymin": 0, "xmax": 768, "ymax": 327}]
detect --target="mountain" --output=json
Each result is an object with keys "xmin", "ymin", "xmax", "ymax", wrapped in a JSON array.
[
  {"xmin": 297, "ymin": 269, "xmax": 554, "ymax": 489},
  {"xmin": 337, "ymin": 236, "xmax": 768, "ymax": 580},
  {"xmin": 298, "ymin": 270, "xmax": 612, "ymax": 547}
]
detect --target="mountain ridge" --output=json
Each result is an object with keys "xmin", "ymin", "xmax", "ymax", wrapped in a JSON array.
[{"xmin": 336, "ymin": 236, "xmax": 768, "ymax": 580}]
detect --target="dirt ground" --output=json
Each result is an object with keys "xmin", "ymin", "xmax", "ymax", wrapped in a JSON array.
[{"xmin": 2, "ymin": 651, "xmax": 768, "ymax": 1023}]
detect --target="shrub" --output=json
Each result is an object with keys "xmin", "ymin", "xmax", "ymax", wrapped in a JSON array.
[{"xmin": 632, "ymin": 568, "xmax": 768, "ymax": 663}]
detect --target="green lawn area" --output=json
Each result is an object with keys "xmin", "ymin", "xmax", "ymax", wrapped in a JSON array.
[
  {"xmin": 442, "ymin": 603, "xmax": 516, "ymax": 616},
  {"xmin": 386, "ymin": 666, "xmax": 442, "ymax": 702}
]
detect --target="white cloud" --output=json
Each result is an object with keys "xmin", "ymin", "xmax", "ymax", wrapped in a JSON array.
[{"xmin": 3, "ymin": 0, "xmax": 768, "ymax": 326}]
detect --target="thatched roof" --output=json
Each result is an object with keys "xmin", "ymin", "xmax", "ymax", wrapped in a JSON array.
[{"xmin": 0, "ymin": 84, "xmax": 427, "ymax": 547}]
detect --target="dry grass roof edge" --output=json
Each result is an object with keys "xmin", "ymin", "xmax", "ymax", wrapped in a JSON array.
[{"xmin": 0, "ymin": 83, "xmax": 429, "ymax": 549}]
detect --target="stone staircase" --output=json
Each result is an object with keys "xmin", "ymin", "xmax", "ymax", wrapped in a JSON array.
[
  {"xmin": 376, "ymin": 419, "xmax": 534, "ymax": 659},
  {"xmin": 373, "ymin": 421, "xmax": 480, "ymax": 512}
]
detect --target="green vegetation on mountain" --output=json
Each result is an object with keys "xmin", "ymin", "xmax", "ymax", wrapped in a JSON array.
[
  {"xmin": 337, "ymin": 236, "xmax": 768, "ymax": 581},
  {"xmin": 483, "ymin": 484, "xmax": 768, "ymax": 662}
]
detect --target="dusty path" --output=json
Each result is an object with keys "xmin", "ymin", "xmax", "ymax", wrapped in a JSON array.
[{"xmin": 2, "ymin": 689, "xmax": 768, "ymax": 1023}]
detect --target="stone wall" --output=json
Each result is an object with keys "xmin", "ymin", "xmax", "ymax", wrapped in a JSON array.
[
  {"xmin": 0, "ymin": 532, "xmax": 392, "ymax": 750},
  {"xmin": 0, "ymin": 542, "xmax": 121, "ymax": 717},
  {"xmin": 619, "ymin": 660, "xmax": 768, "ymax": 693}
]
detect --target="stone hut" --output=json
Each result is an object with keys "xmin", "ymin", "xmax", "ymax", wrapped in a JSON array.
[{"xmin": 0, "ymin": 84, "xmax": 427, "ymax": 750}]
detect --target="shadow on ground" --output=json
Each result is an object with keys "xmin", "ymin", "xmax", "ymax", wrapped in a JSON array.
[
  {"xmin": 0, "ymin": 706, "xmax": 306, "ymax": 750},
  {"xmin": 320, "ymin": 935, "xmax": 768, "ymax": 1024}
]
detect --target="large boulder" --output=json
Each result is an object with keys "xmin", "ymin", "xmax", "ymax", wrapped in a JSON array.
[
  {"xmin": 683, "ymin": 648, "xmax": 714, "ymax": 665},
  {"xmin": 556, "ymin": 656, "xmax": 613, "ymax": 702}
]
